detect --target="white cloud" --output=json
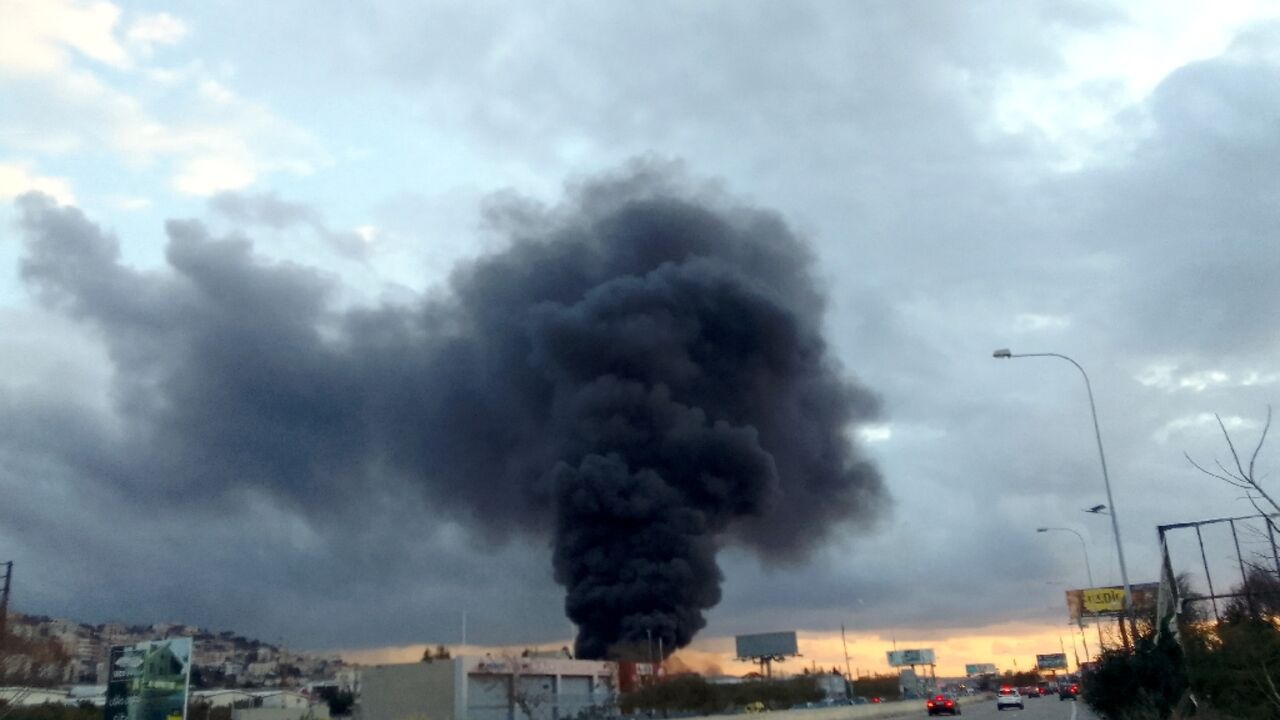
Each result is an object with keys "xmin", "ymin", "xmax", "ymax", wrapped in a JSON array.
[
  {"xmin": 992, "ymin": 0, "xmax": 1280, "ymax": 168},
  {"xmin": 1154, "ymin": 413, "xmax": 1257, "ymax": 443},
  {"xmin": 172, "ymin": 154, "xmax": 257, "ymax": 195},
  {"xmin": 0, "ymin": 0, "xmax": 128, "ymax": 74},
  {"xmin": 858, "ymin": 424, "xmax": 893, "ymax": 444},
  {"xmin": 1012, "ymin": 313, "xmax": 1071, "ymax": 332},
  {"xmin": 0, "ymin": 2, "xmax": 321, "ymax": 197},
  {"xmin": 1136, "ymin": 363, "xmax": 1275, "ymax": 392},
  {"xmin": 125, "ymin": 12, "xmax": 187, "ymax": 54},
  {"xmin": 0, "ymin": 162, "xmax": 75, "ymax": 204}
]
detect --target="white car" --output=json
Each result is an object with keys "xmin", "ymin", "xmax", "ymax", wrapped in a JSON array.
[{"xmin": 997, "ymin": 687, "xmax": 1024, "ymax": 711}]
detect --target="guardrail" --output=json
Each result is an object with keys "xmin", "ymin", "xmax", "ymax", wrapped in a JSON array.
[{"xmin": 690, "ymin": 695, "xmax": 989, "ymax": 720}]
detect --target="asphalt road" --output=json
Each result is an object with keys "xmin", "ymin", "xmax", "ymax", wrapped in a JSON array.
[{"xmin": 920, "ymin": 697, "xmax": 1098, "ymax": 720}]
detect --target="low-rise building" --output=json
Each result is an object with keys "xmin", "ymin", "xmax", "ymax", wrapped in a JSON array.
[
  {"xmin": 233, "ymin": 706, "xmax": 329, "ymax": 720},
  {"xmin": 192, "ymin": 689, "xmax": 256, "ymax": 708},
  {"xmin": 0, "ymin": 687, "xmax": 71, "ymax": 706},
  {"xmin": 360, "ymin": 656, "xmax": 616, "ymax": 720}
]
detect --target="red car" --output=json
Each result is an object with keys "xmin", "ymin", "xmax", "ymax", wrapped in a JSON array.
[{"xmin": 927, "ymin": 693, "xmax": 961, "ymax": 716}]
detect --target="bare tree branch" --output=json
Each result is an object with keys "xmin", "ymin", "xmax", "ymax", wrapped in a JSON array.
[
  {"xmin": 1218, "ymin": 412, "xmax": 1250, "ymax": 480},
  {"xmin": 1186, "ymin": 452, "xmax": 1251, "ymax": 488},
  {"xmin": 1216, "ymin": 458, "xmax": 1247, "ymax": 484},
  {"xmin": 1250, "ymin": 406, "xmax": 1273, "ymax": 481},
  {"xmin": 1187, "ymin": 409, "xmax": 1280, "ymax": 517}
]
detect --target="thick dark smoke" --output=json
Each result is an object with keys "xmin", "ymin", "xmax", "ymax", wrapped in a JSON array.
[{"xmin": 13, "ymin": 169, "xmax": 885, "ymax": 658}]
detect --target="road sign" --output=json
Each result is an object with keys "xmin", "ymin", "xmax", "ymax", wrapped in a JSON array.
[
  {"xmin": 104, "ymin": 638, "xmax": 192, "ymax": 720},
  {"xmin": 1036, "ymin": 653, "xmax": 1068, "ymax": 670},
  {"xmin": 735, "ymin": 631, "xmax": 798, "ymax": 659},
  {"xmin": 887, "ymin": 648, "xmax": 935, "ymax": 667}
]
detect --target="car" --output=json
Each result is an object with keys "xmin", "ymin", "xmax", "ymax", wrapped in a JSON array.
[
  {"xmin": 927, "ymin": 693, "xmax": 961, "ymax": 716},
  {"xmin": 996, "ymin": 687, "xmax": 1024, "ymax": 711},
  {"xmin": 1059, "ymin": 683, "xmax": 1079, "ymax": 701},
  {"xmin": 1021, "ymin": 686, "xmax": 1039, "ymax": 699}
]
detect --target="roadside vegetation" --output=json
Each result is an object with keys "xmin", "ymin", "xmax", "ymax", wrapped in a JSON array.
[{"xmin": 620, "ymin": 675, "xmax": 824, "ymax": 715}]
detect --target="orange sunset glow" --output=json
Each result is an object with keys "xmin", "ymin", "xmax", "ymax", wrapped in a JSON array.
[{"xmin": 337, "ymin": 620, "xmax": 1105, "ymax": 678}]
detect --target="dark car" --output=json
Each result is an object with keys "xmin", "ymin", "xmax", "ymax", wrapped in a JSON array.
[
  {"xmin": 1059, "ymin": 683, "xmax": 1079, "ymax": 701},
  {"xmin": 927, "ymin": 693, "xmax": 961, "ymax": 716}
]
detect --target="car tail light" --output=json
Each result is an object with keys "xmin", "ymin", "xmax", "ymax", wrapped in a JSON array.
[{"xmin": 927, "ymin": 702, "xmax": 934, "ymax": 708}]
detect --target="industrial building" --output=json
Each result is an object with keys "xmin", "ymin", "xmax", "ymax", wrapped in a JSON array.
[{"xmin": 359, "ymin": 655, "xmax": 619, "ymax": 720}]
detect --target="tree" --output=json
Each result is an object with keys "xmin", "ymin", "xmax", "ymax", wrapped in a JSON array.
[
  {"xmin": 1082, "ymin": 630, "xmax": 1186, "ymax": 720},
  {"xmin": 0, "ymin": 633, "xmax": 72, "ymax": 687},
  {"xmin": 421, "ymin": 645, "xmax": 451, "ymax": 662},
  {"xmin": 1186, "ymin": 406, "xmax": 1279, "ymax": 518}
]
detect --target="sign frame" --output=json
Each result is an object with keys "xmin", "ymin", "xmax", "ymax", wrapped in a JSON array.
[
  {"xmin": 886, "ymin": 648, "xmax": 935, "ymax": 667},
  {"xmin": 104, "ymin": 638, "xmax": 192, "ymax": 720}
]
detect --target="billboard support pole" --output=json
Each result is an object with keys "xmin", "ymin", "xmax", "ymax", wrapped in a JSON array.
[
  {"xmin": 0, "ymin": 561, "xmax": 11, "ymax": 652},
  {"xmin": 840, "ymin": 625, "xmax": 853, "ymax": 683}
]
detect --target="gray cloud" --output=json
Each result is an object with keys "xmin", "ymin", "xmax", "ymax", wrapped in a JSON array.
[
  {"xmin": 3, "ymin": 2, "xmax": 1280, "ymax": 657},
  {"xmin": 6, "ymin": 166, "xmax": 885, "ymax": 655},
  {"xmin": 209, "ymin": 191, "xmax": 371, "ymax": 259}
]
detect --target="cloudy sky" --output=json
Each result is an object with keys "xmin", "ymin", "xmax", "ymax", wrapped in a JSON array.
[{"xmin": 3, "ymin": 0, "xmax": 1280, "ymax": 675}]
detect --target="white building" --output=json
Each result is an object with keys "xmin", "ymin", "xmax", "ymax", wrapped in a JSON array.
[
  {"xmin": 360, "ymin": 656, "xmax": 617, "ymax": 720},
  {"xmin": 254, "ymin": 691, "xmax": 311, "ymax": 709},
  {"xmin": 192, "ymin": 689, "xmax": 257, "ymax": 708},
  {"xmin": 0, "ymin": 687, "xmax": 71, "ymax": 706}
]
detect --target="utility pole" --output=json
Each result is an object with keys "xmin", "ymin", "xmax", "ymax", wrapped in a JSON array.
[
  {"xmin": 0, "ymin": 561, "xmax": 11, "ymax": 649},
  {"xmin": 840, "ymin": 624, "xmax": 853, "ymax": 683}
]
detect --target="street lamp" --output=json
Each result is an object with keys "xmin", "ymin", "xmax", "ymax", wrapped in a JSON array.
[
  {"xmin": 1037, "ymin": 527, "xmax": 1094, "ymax": 586},
  {"xmin": 993, "ymin": 349, "xmax": 1137, "ymax": 641}
]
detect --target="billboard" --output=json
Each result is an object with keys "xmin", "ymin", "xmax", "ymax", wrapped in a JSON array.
[
  {"xmin": 964, "ymin": 663, "xmax": 997, "ymax": 676},
  {"xmin": 1036, "ymin": 653, "xmax": 1068, "ymax": 670},
  {"xmin": 735, "ymin": 631, "xmax": 798, "ymax": 659},
  {"xmin": 1065, "ymin": 582, "xmax": 1158, "ymax": 620},
  {"xmin": 886, "ymin": 648, "xmax": 935, "ymax": 667},
  {"xmin": 104, "ymin": 638, "xmax": 192, "ymax": 720}
]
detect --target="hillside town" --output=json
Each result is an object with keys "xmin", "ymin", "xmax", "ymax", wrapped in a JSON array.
[{"xmin": 1, "ymin": 611, "xmax": 357, "ymax": 692}]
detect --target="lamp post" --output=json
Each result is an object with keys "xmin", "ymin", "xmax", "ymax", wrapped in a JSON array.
[
  {"xmin": 993, "ymin": 349, "xmax": 1137, "ymax": 642},
  {"xmin": 1037, "ymin": 527, "xmax": 1094, "ymax": 586}
]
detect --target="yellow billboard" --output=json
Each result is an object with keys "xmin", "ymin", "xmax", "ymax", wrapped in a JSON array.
[
  {"xmin": 1065, "ymin": 583, "xmax": 1158, "ymax": 620},
  {"xmin": 1083, "ymin": 587, "xmax": 1127, "ymax": 613}
]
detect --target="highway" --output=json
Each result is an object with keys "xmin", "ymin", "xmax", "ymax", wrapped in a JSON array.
[{"xmin": 932, "ymin": 697, "xmax": 1098, "ymax": 720}]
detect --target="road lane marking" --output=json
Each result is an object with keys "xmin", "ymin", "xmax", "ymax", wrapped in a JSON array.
[{"xmin": 1071, "ymin": 699, "xmax": 1078, "ymax": 720}]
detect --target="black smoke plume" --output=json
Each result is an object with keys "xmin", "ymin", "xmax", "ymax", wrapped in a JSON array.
[{"xmin": 13, "ymin": 168, "xmax": 885, "ymax": 658}]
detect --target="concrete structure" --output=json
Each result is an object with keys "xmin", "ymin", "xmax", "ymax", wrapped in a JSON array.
[
  {"xmin": 812, "ymin": 673, "xmax": 847, "ymax": 699},
  {"xmin": 0, "ymin": 687, "xmax": 71, "ymax": 706},
  {"xmin": 256, "ymin": 691, "xmax": 311, "ymax": 709},
  {"xmin": 192, "ymin": 689, "xmax": 256, "ymax": 708},
  {"xmin": 360, "ymin": 656, "xmax": 616, "ymax": 720},
  {"xmin": 66, "ymin": 685, "xmax": 107, "ymax": 707},
  {"xmin": 233, "ymin": 707, "xmax": 330, "ymax": 720}
]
